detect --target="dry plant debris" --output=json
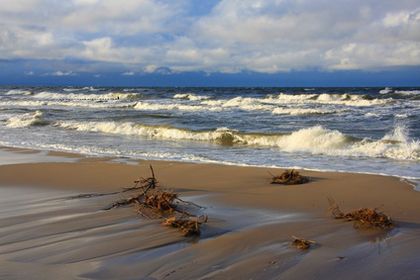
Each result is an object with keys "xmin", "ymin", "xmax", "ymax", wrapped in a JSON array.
[
  {"xmin": 107, "ymin": 165, "xmax": 207, "ymax": 237},
  {"xmin": 270, "ymin": 169, "xmax": 309, "ymax": 185},
  {"xmin": 163, "ymin": 216, "xmax": 208, "ymax": 237},
  {"xmin": 328, "ymin": 198, "xmax": 393, "ymax": 229},
  {"xmin": 291, "ymin": 235, "xmax": 316, "ymax": 250}
]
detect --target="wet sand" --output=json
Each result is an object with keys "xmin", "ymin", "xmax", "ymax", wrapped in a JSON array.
[{"xmin": 0, "ymin": 148, "xmax": 419, "ymax": 279}]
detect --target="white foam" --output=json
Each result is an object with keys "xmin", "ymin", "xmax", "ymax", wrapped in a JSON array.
[
  {"xmin": 395, "ymin": 113, "xmax": 408, "ymax": 119},
  {"xmin": 201, "ymin": 93, "xmax": 390, "ymax": 110},
  {"xmin": 365, "ymin": 112, "xmax": 380, "ymax": 117},
  {"xmin": 379, "ymin": 87, "xmax": 393, "ymax": 94},
  {"xmin": 133, "ymin": 101, "xmax": 221, "ymax": 112},
  {"xmin": 0, "ymin": 99, "xmax": 136, "ymax": 109},
  {"xmin": 33, "ymin": 91, "xmax": 139, "ymax": 101},
  {"xmin": 3, "ymin": 89, "xmax": 32, "ymax": 95},
  {"xmin": 6, "ymin": 111, "xmax": 48, "ymax": 128},
  {"xmin": 54, "ymin": 121, "xmax": 420, "ymax": 161},
  {"xmin": 202, "ymin": 97, "xmax": 273, "ymax": 111},
  {"xmin": 273, "ymin": 93, "xmax": 390, "ymax": 106},
  {"xmin": 359, "ymin": 125, "xmax": 419, "ymax": 161},
  {"xmin": 394, "ymin": 90, "xmax": 420, "ymax": 96},
  {"xmin": 62, "ymin": 87, "xmax": 98, "ymax": 92},
  {"xmin": 54, "ymin": 121, "xmax": 238, "ymax": 144},
  {"xmin": 272, "ymin": 107, "xmax": 344, "ymax": 115},
  {"xmin": 63, "ymin": 88, "xmax": 79, "ymax": 92},
  {"xmin": 173, "ymin": 93, "xmax": 210, "ymax": 101}
]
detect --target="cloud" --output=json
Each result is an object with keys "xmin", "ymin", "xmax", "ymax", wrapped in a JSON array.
[
  {"xmin": 122, "ymin": 71, "xmax": 135, "ymax": 76},
  {"xmin": 48, "ymin": 71, "xmax": 76, "ymax": 76},
  {"xmin": 0, "ymin": 0, "xmax": 419, "ymax": 73}
]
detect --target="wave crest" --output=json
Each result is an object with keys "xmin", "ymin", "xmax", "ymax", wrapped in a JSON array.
[
  {"xmin": 272, "ymin": 93, "xmax": 390, "ymax": 106},
  {"xmin": 6, "ymin": 111, "xmax": 48, "ymax": 128},
  {"xmin": 394, "ymin": 90, "xmax": 420, "ymax": 96},
  {"xmin": 272, "ymin": 107, "xmax": 345, "ymax": 115},
  {"xmin": 53, "ymin": 121, "xmax": 419, "ymax": 161},
  {"xmin": 173, "ymin": 93, "xmax": 210, "ymax": 101},
  {"xmin": 0, "ymin": 100, "xmax": 136, "ymax": 109},
  {"xmin": 201, "ymin": 93, "xmax": 390, "ymax": 110},
  {"xmin": 3, "ymin": 89, "xmax": 32, "ymax": 95},
  {"xmin": 33, "ymin": 91, "xmax": 140, "ymax": 101},
  {"xmin": 133, "ymin": 101, "xmax": 220, "ymax": 112},
  {"xmin": 379, "ymin": 87, "xmax": 393, "ymax": 94}
]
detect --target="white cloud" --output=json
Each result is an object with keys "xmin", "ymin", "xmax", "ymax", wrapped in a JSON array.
[
  {"xmin": 144, "ymin": 64, "xmax": 158, "ymax": 73},
  {"xmin": 72, "ymin": 0, "xmax": 99, "ymax": 6},
  {"xmin": 0, "ymin": 0, "xmax": 419, "ymax": 73},
  {"xmin": 49, "ymin": 71, "xmax": 76, "ymax": 76},
  {"xmin": 122, "ymin": 71, "xmax": 135, "ymax": 76},
  {"xmin": 62, "ymin": 0, "xmax": 181, "ymax": 35}
]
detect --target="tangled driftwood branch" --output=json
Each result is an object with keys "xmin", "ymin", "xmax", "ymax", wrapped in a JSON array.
[{"xmin": 107, "ymin": 165, "xmax": 207, "ymax": 236}]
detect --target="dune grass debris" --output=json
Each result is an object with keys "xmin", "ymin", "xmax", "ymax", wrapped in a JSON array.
[
  {"xmin": 291, "ymin": 235, "xmax": 316, "ymax": 250},
  {"xmin": 328, "ymin": 198, "xmax": 393, "ymax": 229},
  {"xmin": 107, "ymin": 165, "xmax": 207, "ymax": 236},
  {"xmin": 270, "ymin": 169, "xmax": 309, "ymax": 185}
]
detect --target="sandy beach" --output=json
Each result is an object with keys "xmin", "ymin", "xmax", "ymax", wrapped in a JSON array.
[
  {"xmin": 2, "ymin": 0, "xmax": 420, "ymax": 278},
  {"xmin": 0, "ymin": 147, "xmax": 419, "ymax": 279}
]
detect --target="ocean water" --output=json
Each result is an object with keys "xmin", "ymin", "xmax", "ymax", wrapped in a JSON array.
[{"xmin": 0, "ymin": 86, "xmax": 419, "ymax": 180}]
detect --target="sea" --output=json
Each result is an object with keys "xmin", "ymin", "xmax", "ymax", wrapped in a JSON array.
[{"xmin": 0, "ymin": 86, "xmax": 419, "ymax": 182}]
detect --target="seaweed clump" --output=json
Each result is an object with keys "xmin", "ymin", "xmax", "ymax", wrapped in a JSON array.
[
  {"xmin": 163, "ymin": 216, "xmax": 208, "ymax": 237},
  {"xmin": 291, "ymin": 235, "xmax": 316, "ymax": 250},
  {"xmin": 270, "ymin": 169, "xmax": 309, "ymax": 185},
  {"xmin": 328, "ymin": 198, "xmax": 393, "ymax": 230},
  {"xmin": 107, "ymin": 165, "xmax": 207, "ymax": 237}
]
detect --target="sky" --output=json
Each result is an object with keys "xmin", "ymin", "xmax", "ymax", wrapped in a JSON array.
[{"xmin": 0, "ymin": 0, "xmax": 419, "ymax": 86}]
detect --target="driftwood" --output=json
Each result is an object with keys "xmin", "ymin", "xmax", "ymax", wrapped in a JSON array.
[
  {"xmin": 291, "ymin": 235, "xmax": 316, "ymax": 250},
  {"xmin": 270, "ymin": 169, "xmax": 309, "ymax": 185},
  {"xmin": 107, "ymin": 165, "xmax": 207, "ymax": 236},
  {"xmin": 123, "ymin": 165, "xmax": 158, "ymax": 192},
  {"xmin": 328, "ymin": 198, "xmax": 393, "ymax": 229}
]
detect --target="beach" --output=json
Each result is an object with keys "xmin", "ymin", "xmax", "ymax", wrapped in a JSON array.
[
  {"xmin": 0, "ymin": 147, "xmax": 419, "ymax": 279},
  {"xmin": 2, "ymin": 0, "xmax": 420, "ymax": 278}
]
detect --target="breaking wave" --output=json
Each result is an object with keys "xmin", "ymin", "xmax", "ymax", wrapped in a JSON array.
[
  {"xmin": 0, "ymin": 99, "xmax": 136, "ymax": 109},
  {"xmin": 3, "ymin": 89, "xmax": 33, "ymax": 95},
  {"xmin": 201, "ymin": 93, "xmax": 390, "ymax": 109},
  {"xmin": 133, "ymin": 101, "xmax": 220, "ymax": 112},
  {"xmin": 271, "ymin": 93, "xmax": 390, "ymax": 106},
  {"xmin": 379, "ymin": 87, "xmax": 393, "ymax": 94},
  {"xmin": 33, "ymin": 91, "xmax": 140, "ymax": 101},
  {"xmin": 272, "ymin": 107, "xmax": 345, "ymax": 115},
  {"xmin": 173, "ymin": 93, "xmax": 211, "ymax": 101},
  {"xmin": 394, "ymin": 90, "xmax": 420, "ymax": 96},
  {"xmin": 202, "ymin": 97, "xmax": 273, "ymax": 111},
  {"xmin": 54, "ymin": 121, "xmax": 419, "ymax": 161},
  {"xmin": 6, "ymin": 111, "xmax": 49, "ymax": 128},
  {"xmin": 63, "ymin": 86, "xmax": 98, "ymax": 92}
]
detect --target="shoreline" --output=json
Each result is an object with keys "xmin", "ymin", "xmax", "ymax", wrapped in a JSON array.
[
  {"xmin": 0, "ymin": 145, "xmax": 418, "ymax": 217},
  {"xmin": 1, "ymin": 144, "xmax": 419, "ymax": 190},
  {"xmin": 1, "ymin": 146, "xmax": 420, "ymax": 279}
]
